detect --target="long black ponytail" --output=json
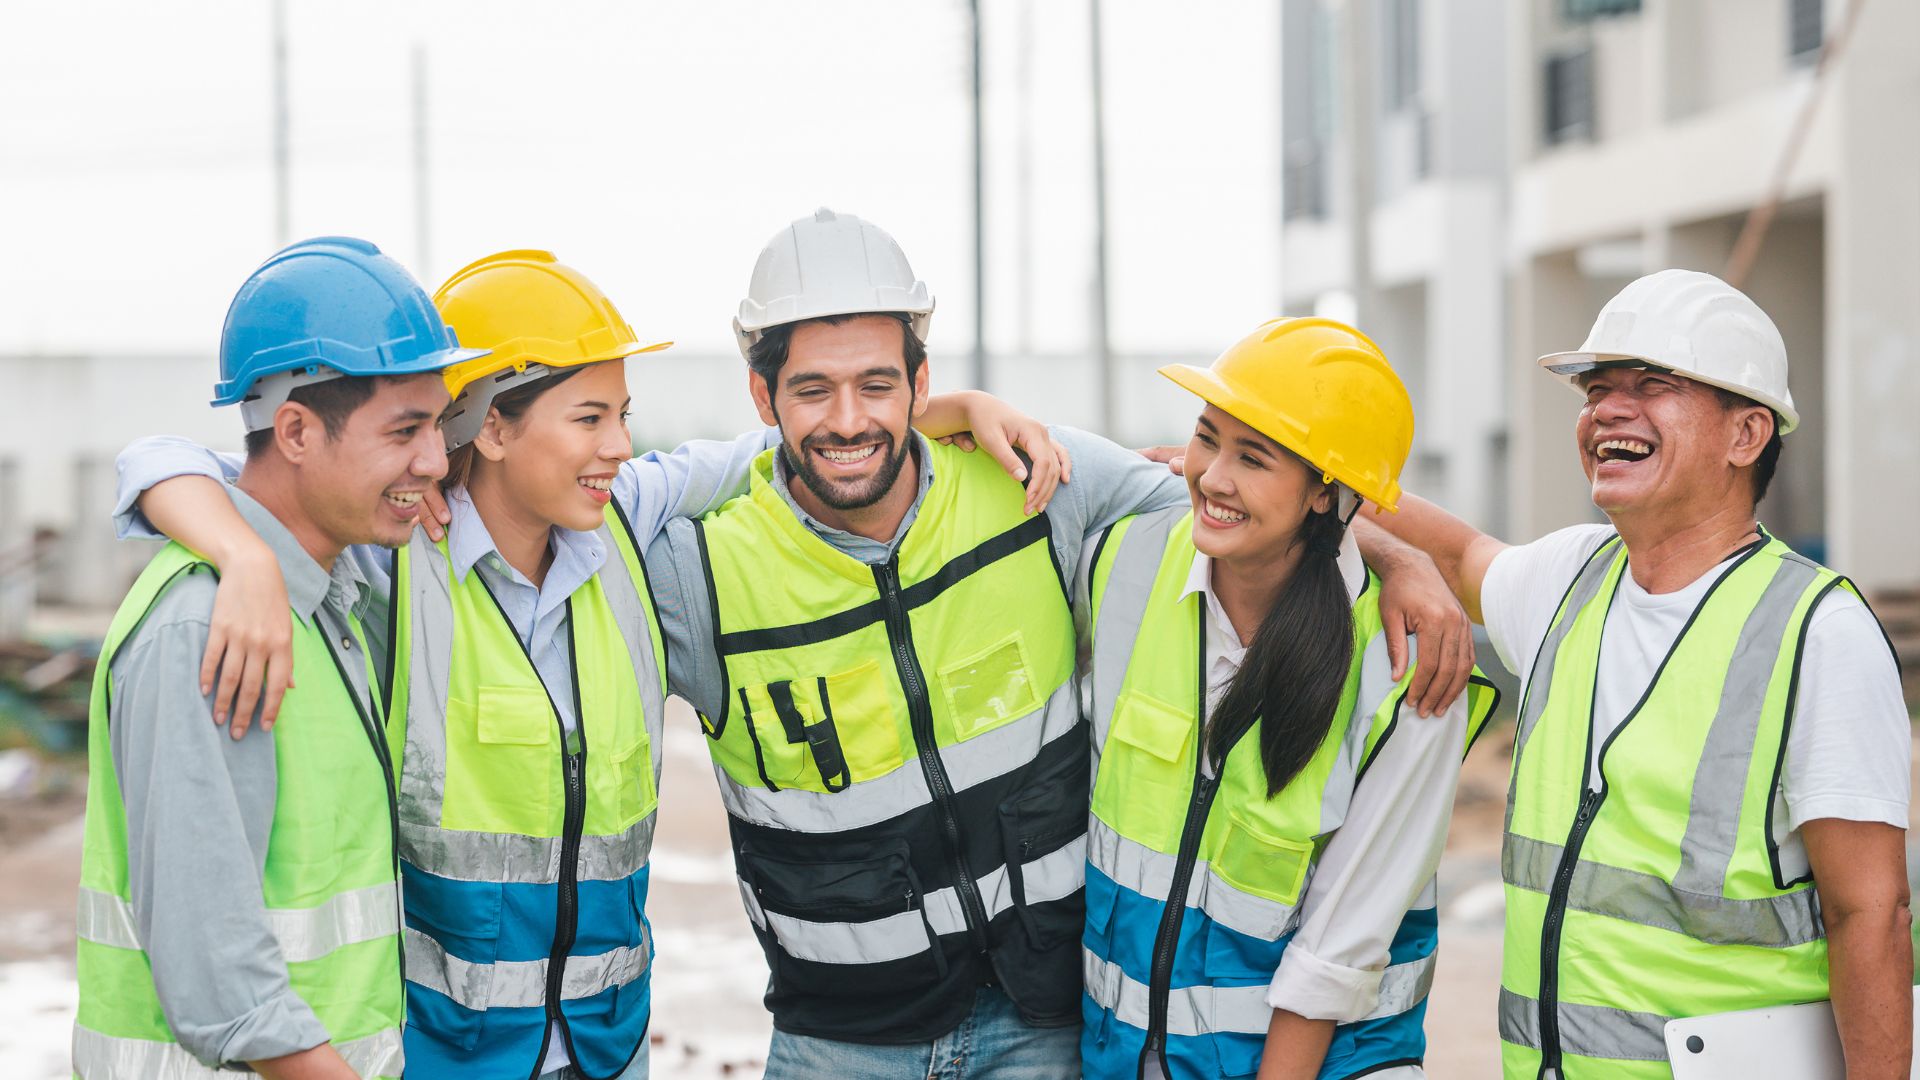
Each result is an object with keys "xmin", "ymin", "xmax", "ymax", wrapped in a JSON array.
[{"xmin": 1205, "ymin": 491, "xmax": 1356, "ymax": 797}]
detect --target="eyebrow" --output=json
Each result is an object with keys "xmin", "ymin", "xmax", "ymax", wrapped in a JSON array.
[
  {"xmin": 784, "ymin": 366, "xmax": 904, "ymax": 389},
  {"xmin": 1233, "ymin": 436, "xmax": 1276, "ymax": 456},
  {"xmin": 390, "ymin": 409, "xmax": 436, "ymax": 425},
  {"xmin": 572, "ymin": 400, "xmax": 615, "ymax": 410}
]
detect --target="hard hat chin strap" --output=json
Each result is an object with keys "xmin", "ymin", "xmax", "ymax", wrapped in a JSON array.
[{"xmin": 238, "ymin": 366, "xmax": 347, "ymax": 433}]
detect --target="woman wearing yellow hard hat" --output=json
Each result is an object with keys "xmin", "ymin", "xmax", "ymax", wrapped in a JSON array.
[
  {"xmin": 111, "ymin": 250, "xmax": 1062, "ymax": 1080},
  {"xmin": 1077, "ymin": 317, "xmax": 1499, "ymax": 1080}
]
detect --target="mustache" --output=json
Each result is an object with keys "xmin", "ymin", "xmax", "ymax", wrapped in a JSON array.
[{"xmin": 801, "ymin": 429, "xmax": 894, "ymax": 452}]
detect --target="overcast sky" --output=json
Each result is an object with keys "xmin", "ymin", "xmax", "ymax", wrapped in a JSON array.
[{"xmin": 1, "ymin": 0, "xmax": 1286, "ymax": 363}]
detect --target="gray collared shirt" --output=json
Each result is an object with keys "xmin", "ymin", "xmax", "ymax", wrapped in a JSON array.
[
  {"xmin": 105, "ymin": 486, "xmax": 384, "ymax": 1068},
  {"xmin": 648, "ymin": 425, "xmax": 1189, "ymax": 718}
]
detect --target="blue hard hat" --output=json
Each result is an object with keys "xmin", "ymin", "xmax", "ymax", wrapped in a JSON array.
[{"xmin": 212, "ymin": 236, "xmax": 486, "ymax": 407}]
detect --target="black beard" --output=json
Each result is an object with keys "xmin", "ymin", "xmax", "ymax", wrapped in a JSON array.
[{"xmin": 783, "ymin": 428, "xmax": 912, "ymax": 511}]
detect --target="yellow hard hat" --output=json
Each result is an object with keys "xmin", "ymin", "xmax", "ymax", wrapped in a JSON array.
[
  {"xmin": 1159, "ymin": 316, "xmax": 1414, "ymax": 512},
  {"xmin": 433, "ymin": 250, "xmax": 671, "ymax": 450}
]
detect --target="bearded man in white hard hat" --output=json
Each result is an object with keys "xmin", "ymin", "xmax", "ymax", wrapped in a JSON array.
[{"xmin": 1362, "ymin": 269, "xmax": 1912, "ymax": 1079}]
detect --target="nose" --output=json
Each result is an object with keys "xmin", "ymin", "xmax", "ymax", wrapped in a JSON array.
[
  {"xmin": 601, "ymin": 415, "xmax": 634, "ymax": 463},
  {"xmin": 1589, "ymin": 384, "xmax": 1639, "ymax": 425},
  {"xmin": 827, "ymin": 386, "xmax": 868, "ymax": 438},
  {"xmin": 414, "ymin": 427, "xmax": 449, "ymax": 481},
  {"xmin": 1196, "ymin": 455, "xmax": 1235, "ymax": 500}
]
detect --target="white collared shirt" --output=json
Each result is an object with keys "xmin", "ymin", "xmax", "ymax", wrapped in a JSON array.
[{"xmin": 1178, "ymin": 529, "xmax": 1464, "ymax": 1077}]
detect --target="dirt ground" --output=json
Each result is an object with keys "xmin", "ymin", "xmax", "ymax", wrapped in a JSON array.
[{"xmin": 1, "ymin": 707, "xmax": 1911, "ymax": 1078}]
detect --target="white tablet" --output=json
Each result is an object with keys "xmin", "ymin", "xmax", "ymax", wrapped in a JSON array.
[{"xmin": 1665, "ymin": 988, "xmax": 1920, "ymax": 1079}]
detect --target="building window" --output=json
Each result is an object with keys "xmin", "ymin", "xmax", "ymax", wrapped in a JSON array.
[
  {"xmin": 1383, "ymin": 0, "xmax": 1420, "ymax": 113},
  {"xmin": 1790, "ymin": 0, "xmax": 1824, "ymax": 62},
  {"xmin": 1281, "ymin": 0, "xmax": 1333, "ymax": 220},
  {"xmin": 1563, "ymin": 0, "xmax": 1640, "ymax": 19},
  {"xmin": 1543, "ymin": 46, "xmax": 1594, "ymax": 145}
]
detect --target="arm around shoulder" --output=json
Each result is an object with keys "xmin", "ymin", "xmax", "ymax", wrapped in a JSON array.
[{"xmin": 1355, "ymin": 494, "xmax": 1506, "ymax": 624}]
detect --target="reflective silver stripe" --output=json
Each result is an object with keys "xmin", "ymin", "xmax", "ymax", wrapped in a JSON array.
[
  {"xmin": 400, "ymin": 813, "xmax": 656, "ymax": 884},
  {"xmin": 1498, "ymin": 988, "xmax": 1670, "ymax": 1062},
  {"xmin": 1083, "ymin": 951, "xmax": 1269, "ymax": 1037},
  {"xmin": 1503, "ymin": 833, "xmax": 1824, "ymax": 948},
  {"xmin": 1089, "ymin": 507, "xmax": 1183, "ymax": 757},
  {"xmin": 402, "ymin": 925, "xmax": 651, "ymax": 1011},
  {"xmin": 1672, "ymin": 556, "xmax": 1821, "ymax": 895},
  {"xmin": 75, "ymin": 886, "xmax": 140, "ymax": 950},
  {"xmin": 72, "ymin": 1023, "xmax": 403, "ymax": 1078},
  {"xmin": 400, "ymin": 530, "xmax": 454, "ymax": 828},
  {"xmin": 595, "ymin": 521, "xmax": 667, "ymax": 784},
  {"xmin": 77, "ymin": 884, "xmax": 399, "ymax": 963},
  {"xmin": 711, "ymin": 678, "xmax": 1080, "ymax": 832},
  {"xmin": 1506, "ymin": 537, "xmax": 1620, "ymax": 831},
  {"xmin": 748, "ymin": 836, "xmax": 1087, "ymax": 964},
  {"xmin": 1087, "ymin": 815, "xmax": 1299, "ymax": 941},
  {"xmin": 1363, "ymin": 951, "xmax": 1437, "ymax": 1020},
  {"xmin": 265, "ymin": 883, "xmax": 400, "ymax": 963}
]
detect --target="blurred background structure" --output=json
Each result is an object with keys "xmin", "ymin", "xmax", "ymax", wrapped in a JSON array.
[{"xmin": 1, "ymin": 1, "xmax": 1915, "ymax": 1076}]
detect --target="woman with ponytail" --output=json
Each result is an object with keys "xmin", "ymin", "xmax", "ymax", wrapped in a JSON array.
[{"xmin": 1078, "ymin": 317, "xmax": 1500, "ymax": 1080}]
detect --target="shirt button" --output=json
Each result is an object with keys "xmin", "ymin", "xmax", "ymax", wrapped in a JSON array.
[{"xmin": 341, "ymin": 636, "xmax": 354, "ymax": 650}]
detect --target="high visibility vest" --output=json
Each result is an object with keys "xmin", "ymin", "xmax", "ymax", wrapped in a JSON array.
[
  {"xmin": 692, "ymin": 441, "xmax": 1085, "ymax": 1041},
  {"xmin": 75, "ymin": 544, "xmax": 405, "ymax": 1079},
  {"xmin": 1498, "ymin": 532, "xmax": 1885, "ymax": 1080},
  {"xmin": 1081, "ymin": 508, "xmax": 1498, "ymax": 1080},
  {"xmin": 388, "ymin": 503, "xmax": 663, "ymax": 1079}
]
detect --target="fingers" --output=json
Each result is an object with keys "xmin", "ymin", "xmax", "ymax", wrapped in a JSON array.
[
  {"xmin": 200, "ymin": 626, "xmax": 226, "ymax": 703},
  {"xmin": 1024, "ymin": 436, "xmax": 1061, "ymax": 515},
  {"xmin": 211, "ymin": 643, "xmax": 243, "ymax": 730},
  {"xmin": 1168, "ymin": 454, "xmax": 1186, "ymax": 477},
  {"xmin": 259, "ymin": 637, "xmax": 294, "ymax": 732},
  {"xmin": 1384, "ymin": 616, "xmax": 1409, "ymax": 683},
  {"xmin": 952, "ymin": 433, "xmax": 978, "ymax": 453},
  {"xmin": 422, "ymin": 485, "xmax": 451, "ymax": 542},
  {"xmin": 228, "ymin": 647, "xmax": 267, "ymax": 740},
  {"xmin": 1434, "ymin": 623, "xmax": 1475, "ymax": 715},
  {"xmin": 1056, "ymin": 441, "xmax": 1074, "ymax": 486}
]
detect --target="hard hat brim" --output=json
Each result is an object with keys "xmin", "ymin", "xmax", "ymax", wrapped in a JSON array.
[
  {"xmin": 1535, "ymin": 349, "xmax": 1799, "ymax": 433},
  {"xmin": 1157, "ymin": 362, "xmax": 1401, "ymax": 513}
]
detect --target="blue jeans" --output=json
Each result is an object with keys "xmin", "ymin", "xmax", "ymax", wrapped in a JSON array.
[
  {"xmin": 764, "ymin": 987, "xmax": 1078, "ymax": 1079},
  {"xmin": 538, "ymin": 1046, "xmax": 649, "ymax": 1080}
]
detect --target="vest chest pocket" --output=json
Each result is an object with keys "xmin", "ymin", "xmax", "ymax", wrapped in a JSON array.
[
  {"xmin": 443, "ymin": 685, "xmax": 555, "ymax": 833},
  {"xmin": 1211, "ymin": 808, "xmax": 1316, "ymax": 909},
  {"xmin": 1093, "ymin": 689, "xmax": 1197, "ymax": 825},
  {"xmin": 739, "ymin": 663, "xmax": 905, "ymax": 794},
  {"xmin": 938, "ymin": 631, "xmax": 1042, "ymax": 741}
]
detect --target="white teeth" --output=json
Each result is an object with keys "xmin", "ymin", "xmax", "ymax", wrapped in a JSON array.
[
  {"xmin": 1203, "ymin": 500, "xmax": 1246, "ymax": 524},
  {"xmin": 578, "ymin": 477, "xmax": 613, "ymax": 491},
  {"xmin": 1597, "ymin": 439, "xmax": 1653, "ymax": 458},
  {"xmin": 819, "ymin": 446, "xmax": 878, "ymax": 464},
  {"xmin": 386, "ymin": 491, "xmax": 421, "ymax": 506}
]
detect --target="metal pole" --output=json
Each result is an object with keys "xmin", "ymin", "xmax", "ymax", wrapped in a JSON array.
[
  {"xmin": 1015, "ymin": 0, "xmax": 1036, "ymax": 357},
  {"xmin": 1341, "ymin": 0, "xmax": 1375, "ymax": 324},
  {"xmin": 271, "ymin": 0, "xmax": 290, "ymax": 246},
  {"xmin": 412, "ymin": 42, "xmax": 431, "ymax": 277},
  {"xmin": 970, "ymin": 0, "xmax": 989, "ymax": 392},
  {"xmin": 1089, "ymin": 0, "xmax": 1115, "ymax": 436}
]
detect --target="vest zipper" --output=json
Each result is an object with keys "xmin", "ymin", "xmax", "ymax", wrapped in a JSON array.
[
  {"xmin": 535, "ymin": 610, "xmax": 592, "ymax": 1080},
  {"xmin": 874, "ymin": 557, "xmax": 991, "ymax": 951},
  {"xmin": 1142, "ymin": 757, "xmax": 1220, "ymax": 1078},
  {"xmin": 1536, "ymin": 786, "xmax": 1601, "ymax": 1078}
]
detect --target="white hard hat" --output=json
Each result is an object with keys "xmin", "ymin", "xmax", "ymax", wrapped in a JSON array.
[
  {"xmin": 1538, "ymin": 268, "xmax": 1799, "ymax": 433},
  {"xmin": 733, "ymin": 208, "xmax": 935, "ymax": 359}
]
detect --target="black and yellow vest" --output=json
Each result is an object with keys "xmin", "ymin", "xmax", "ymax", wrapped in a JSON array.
[{"xmin": 692, "ymin": 439, "xmax": 1085, "ymax": 1042}]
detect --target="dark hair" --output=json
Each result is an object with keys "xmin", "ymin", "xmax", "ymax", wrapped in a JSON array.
[
  {"xmin": 745, "ymin": 313, "xmax": 927, "ymax": 389},
  {"xmin": 441, "ymin": 366, "xmax": 587, "ymax": 489},
  {"xmin": 1207, "ymin": 493, "xmax": 1356, "ymax": 797},
  {"xmin": 1713, "ymin": 387, "xmax": 1784, "ymax": 504},
  {"xmin": 243, "ymin": 375, "xmax": 383, "ymax": 458}
]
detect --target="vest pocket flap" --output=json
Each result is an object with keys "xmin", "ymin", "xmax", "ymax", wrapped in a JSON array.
[
  {"xmin": 474, "ymin": 686, "xmax": 555, "ymax": 746},
  {"xmin": 1214, "ymin": 811, "xmax": 1315, "ymax": 908},
  {"xmin": 1110, "ymin": 689, "xmax": 1195, "ymax": 763},
  {"xmin": 938, "ymin": 631, "xmax": 1042, "ymax": 741},
  {"xmin": 738, "ymin": 839, "xmax": 919, "ymax": 923}
]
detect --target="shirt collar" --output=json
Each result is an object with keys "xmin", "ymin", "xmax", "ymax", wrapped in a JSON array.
[
  {"xmin": 1177, "ymin": 524, "xmax": 1369, "ymax": 644},
  {"xmin": 441, "ymin": 484, "xmax": 609, "ymax": 587},
  {"xmin": 768, "ymin": 429, "xmax": 936, "ymax": 552},
  {"xmin": 229, "ymin": 485, "xmax": 363, "ymax": 622}
]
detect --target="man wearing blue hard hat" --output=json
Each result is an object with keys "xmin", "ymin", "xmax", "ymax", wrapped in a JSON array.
[{"xmin": 72, "ymin": 237, "xmax": 480, "ymax": 1079}]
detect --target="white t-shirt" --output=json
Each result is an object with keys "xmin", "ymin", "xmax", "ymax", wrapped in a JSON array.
[{"xmin": 1482, "ymin": 524, "xmax": 1909, "ymax": 878}]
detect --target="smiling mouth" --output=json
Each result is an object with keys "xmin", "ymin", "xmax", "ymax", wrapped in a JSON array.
[
  {"xmin": 1595, "ymin": 438, "xmax": 1654, "ymax": 464},
  {"xmin": 816, "ymin": 445, "xmax": 880, "ymax": 466},
  {"xmin": 385, "ymin": 491, "xmax": 423, "ymax": 511},
  {"xmin": 578, "ymin": 476, "xmax": 613, "ymax": 492},
  {"xmin": 1200, "ymin": 498, "xmax": 1247, "ymax": 524}
]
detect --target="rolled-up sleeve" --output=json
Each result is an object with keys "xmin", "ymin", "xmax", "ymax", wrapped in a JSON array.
[
  {"xmin": 112, "ymin": 436, "xmax": 244, "ymax": 541},
  {"xmin": 1266, "ymin": 639, "xmax": 1467, "ymax": 1022},
  {"xmin": 109, "ymin": 583, "xmax": 329, "ymax": 1066}
]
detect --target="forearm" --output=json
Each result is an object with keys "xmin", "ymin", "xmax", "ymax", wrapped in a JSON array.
[
  {"xmin": 913, "ymin": 389, "xmax": 992, "ymax": 438},
  {"xmin": 251, "ymin": 1042, "xmax": 359, "ymax": 1080},
  {"xmin": 1827, "ymin": 902, "xmax": 1913, "ymax": 1079},
  {"xmin": 1257, "ymin": 1010, "xmax": 1334, "ymax": 1079},
  {"xmin": 1354, "ymin": 494, "xmax": 1499, "ymax": 622},
  {"xmin": 139, "ymin": 475, "xmax": 269, "ymax": 569}
]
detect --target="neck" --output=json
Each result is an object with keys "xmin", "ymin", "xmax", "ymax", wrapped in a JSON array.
[
  {"xmin": 235, "ymin": 460, "xmax": 342, "ymax": 571},
  {"xmin": 1210, "ymin": 539, "xmax": 1306, "ymax": 647},
  {"xmin": 1610, "ymin": 497, "xmax": 1760, "ymax": 593},
  {"xmin": 464, "ymin": 469, "xmax": 556, "ymax": 587},
  {"xmin": 786, "ymin": 440, "xmax": 922, "ymax": 544}
]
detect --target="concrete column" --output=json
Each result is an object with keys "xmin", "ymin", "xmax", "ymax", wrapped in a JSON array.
[
  {"xmin": 0, "ymin": 459, "xmax": 29, "ymax": 640},
  {"xmin": 1825, "ymin": 0, "xmax": 1920, "ymax": 589},
  {"xmin": 1508, "ymin": 251, "xmax": 1604, "ymax": 542}
]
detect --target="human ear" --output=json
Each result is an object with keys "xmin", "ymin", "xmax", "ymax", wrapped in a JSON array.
[
  {"xmin": 273, "ymin": 403, "xmax": 321, "ymax": 464},
  {"xmin": 472, "ymin": 408, "xmax": 510, "ymax": 464},
  {"xmin": 748, "ymin": 371, "xmax": 779, "ymax": 428},
  {"xmin": 910, "ymin": 358, "xmax": 932, "ymax": 420},
  {"xmin": 1727, "ymin": 407, "xmax": 1773, "ymax": 469}
]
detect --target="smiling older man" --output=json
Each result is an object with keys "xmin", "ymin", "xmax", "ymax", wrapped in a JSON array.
[{"xmin": 1362, "ymin": 269, "xmax": 1912, "ymax": 1079}]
